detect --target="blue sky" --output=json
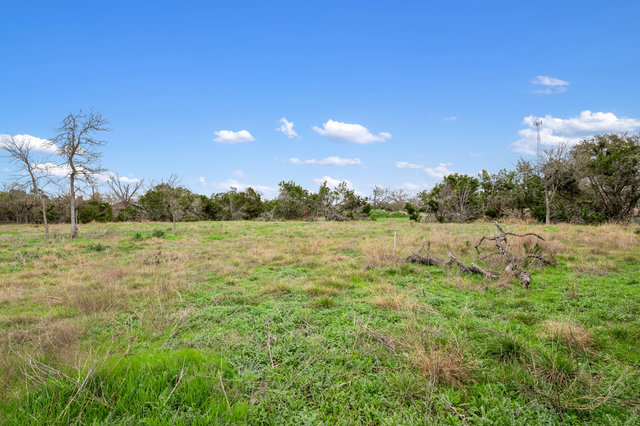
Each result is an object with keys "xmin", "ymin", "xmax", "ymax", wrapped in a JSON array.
[{"xmin": 1, "ymin": 0, "xmax": 639, "ymax": 197}]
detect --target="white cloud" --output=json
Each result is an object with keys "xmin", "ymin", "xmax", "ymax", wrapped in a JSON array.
[
  {"xmin": 32, "ymin": 162, "xmax": 71, "ymax": 177},
  {"xmin": 232, "ymin": 170, "xmax": 245, "ymax": 178},
  {"xmin": 0, "ymin": 134, "xmax": 58, "ymax": 154},
  {"xmin": 396, "ymin": 161, "xmax": 423, "ymax": 169},
  {"xmin": 313, "ymin": 119, "xmax": 391, "ymax": 144},
  {"xmin": 424, "ymin": 163, "xmax": 453, "ymax": 180},
  {"xmin": 213, "ymin": 130, "xmax": 254, "ymax": 144},
  {"xmin": 511, "ymin": 110, "xmax": 640, "ymax": 155},
  {"xmin": 2, "ymin": 167, "xmax": 9, "ymax": 173},
  {"xmin": 290, "ymin": 156, "xmax": 361, "ymax": 166},
  {"xmin": 401, "ymin": 182, "xmax": 429, "ymax": 192},
  {"xmin": 117, "ymin": 176, "xmax": 141, "ymax": 183},
  {"xmin": 313, "ymin": 176, "xmax": 353, "ymax": 188},
  {"xmin": 199, "ymin": 176, "xmax": 275, "ymax": 194},
  {"xmin": 532, "ymin": 76, "xmax": 569, "ymax": 87},
  {"xmin": 443, "ymin": 116, "xmax": 457, "ymax": 121},
  {"xmin": 531, "ymin": 75, "xmax": 570, "ymax": 94},
  {"xmin": 276, "ymin": 117, "xmax": 298, "ymax": 138}
]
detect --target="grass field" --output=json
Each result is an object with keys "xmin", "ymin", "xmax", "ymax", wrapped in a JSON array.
[{"xmin": 1, "ymin": 220, "xmax": 639, "ymax": 424}]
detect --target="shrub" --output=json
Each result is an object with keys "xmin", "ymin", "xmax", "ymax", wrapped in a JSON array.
[{"xmin": 151, "ymin": 229, "xmax": 166, "ymax": 238}]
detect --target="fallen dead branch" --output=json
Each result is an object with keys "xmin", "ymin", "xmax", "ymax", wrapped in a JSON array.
[
  {"xmin": 445, "ymin": 252, "xmax": 498, "ymax": 280},
  {"xmin": 406, "ymin": 241, "xmax": 443, "ymax": 266},
  {"xmin": 402, "ymin": 223, "xmax": 552, "ymax": 288},
  {"xmin": 475, "ymin": 222, "xmax": 551, "ymax": 288}
]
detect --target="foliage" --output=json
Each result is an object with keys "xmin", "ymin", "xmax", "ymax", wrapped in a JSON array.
[
  {"xmin": 426, "ymin": 173, "xmax": 481, "ymax": 222},
  {"xmin": 2, "ymin": 133, "xmax": 640, "ymax": 225},
  {"xmin": 405, "ymin": 202, "xmax": 420, "ymax": 221},
  {"xmin": 77, "ymin": 200, "xmax": 113, "ymax": 223},
  {"xmin": 571, "ymin": 132, "xmax": 640, "ymax": 221}
]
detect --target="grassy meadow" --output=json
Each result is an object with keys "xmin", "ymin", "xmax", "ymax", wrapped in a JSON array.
[{"xmin": 1, "ymin": 219, "xmax": 639, "ymax": 424}]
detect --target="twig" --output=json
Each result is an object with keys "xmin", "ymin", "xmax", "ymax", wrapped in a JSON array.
[
  {"xmin": 267, "ymin": 332, "xmax": 275, "ymax": 368},
  {"xmin": 165, "ymin": 361, "xmax": 185, "ymax": 403},
  {"xmin": 218, "ymin": 370, "xmax": 231, "ymax": 411}
]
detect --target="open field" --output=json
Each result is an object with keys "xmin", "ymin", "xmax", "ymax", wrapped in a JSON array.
[{"xmin": 1, "ymin": 220, "xmax": 639, "ymax": 424}]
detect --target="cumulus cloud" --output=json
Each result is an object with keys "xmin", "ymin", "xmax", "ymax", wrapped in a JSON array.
[
  {"xmin": 531, "ymin": 75, "xmax": 570, "ymax": 94},
  {"xmin": 401, "ymin": 182, "xmax": 429, "ymax": 192},
  {"xmin": 232, "ymin": 170, "xmax": 245, "ymax": 178},
  {"xmin": 511, "ymin": 110, "xmax": 640, "ymax": 155},
  {"xmin": 290, "ymin": 156, "xmax": 361, "ymax": 166},
  {"xmin": 312, "ymin": 176, "xmax": 353, "ymax": 188},
  {"xmin": 115, "ymin": 175, "xmax": 141, "ymax": 184},
  {"xmin": 198, "ymin": 176, "xmax": 274, "ymax": 194},
  {"xmin": 0, "ymin": 134, "xmax": 58, "ymax": 154},
  {"xmin": 396, "ymin": 161, "xmax": 423, "ymax": 169},
  {"xmin": 276, "ymin": 117, "xmax": 298, "ymax": 138},
  {"xmin": 396, "ymin": 160, "xmax": 455, "ymax": 180},
  {"xmin": 32, "ymin": 162, "xmax": 71, "ymax": 177},
  {"xmin": 213, "ymin": 130, "xmax": 254, "ymax": 144},
  {"xmin": 424, "ymin": 163, "xmax": 453, "ymax": 180},
  {"xmin": 313, "ymin": 119, "xmax": 391, "ymax": 144}
]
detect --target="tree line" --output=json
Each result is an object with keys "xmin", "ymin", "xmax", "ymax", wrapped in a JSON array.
[{"xmin": 2, "ymin": 111, "xmax": 639, "ymax": 239}]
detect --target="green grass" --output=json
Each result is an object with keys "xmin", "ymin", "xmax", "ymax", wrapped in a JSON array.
[{"xmin": 0, "ymin": 220, "xmax": 639, "ymax": 424}]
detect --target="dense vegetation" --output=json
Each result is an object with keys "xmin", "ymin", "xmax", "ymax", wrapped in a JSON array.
[
  {"xmin": 1, "ymin": 220, "xmax": 639, "ymax": 423},
  {"xmin": 2, "ymin": 132, "xmax": 639, "ymax": 228}
]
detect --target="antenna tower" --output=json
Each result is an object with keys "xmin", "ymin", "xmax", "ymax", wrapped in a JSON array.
[{"xmin": 533, "ymin": 120, "xmax": 542, "ymax": 164}]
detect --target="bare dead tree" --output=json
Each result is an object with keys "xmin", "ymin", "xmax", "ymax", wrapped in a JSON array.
[
  {"xmin": 52, "ymin": 111, "xmax": 109, "ymax": 239},
  {"xmin": 388, "ymin": 188, "xmax": 409, "ymax": 211},
  {"xmin": 371, "ymin": 185, "xmax": 389, "ymax": 209},
  {"xmin": 1, "ymin": 135, "xmax": 53, "ymax": 239},
  {"xmin": 541, "ymin": 142, "xmax": 570, "ymax": 225},
  {"xmin": 106, "ymin": 173, "xmax": 144, "ymax": 206}
]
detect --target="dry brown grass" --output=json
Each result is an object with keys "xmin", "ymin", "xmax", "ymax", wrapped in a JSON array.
[
  {"xmin": 305, "ymin": 284, "xmax": 339, "ymax": 297},
  {"xmin": 413, "ymin": 344, "xmax": 471, "ymax": 388},
  {"xmin": 259, "ymin": 280, "xmax": 293, "ymax": 296},
  {"xmin": 371, "ymin": 293, "xmax": 423, "ymax": 311},
  {"xmin": 361, "ymin": 241, "xmax": 399, "ymax": 267},
  {"xmin": 542, "ymin": 319, "xmax": 594, "ymax": 352}
]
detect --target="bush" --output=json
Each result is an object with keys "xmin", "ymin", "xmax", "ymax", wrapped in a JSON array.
[
  {"xmin": 78, "ymin": 201, "xmax": 113, "ymax": 224},
  {"xmin": 87, "ymin": 243, "xmax": 107, "ymax": 252},
  {"xmin": 405, "ymin": 202, "xmax": 420, "ymax": 222}
]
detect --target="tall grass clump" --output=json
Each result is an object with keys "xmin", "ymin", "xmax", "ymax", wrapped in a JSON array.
[{"xmin": 2, "ymin": 349, "xmax": 247, "ymax": 424}]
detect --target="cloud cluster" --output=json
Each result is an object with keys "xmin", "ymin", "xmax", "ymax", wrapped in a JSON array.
[
  {"xmin": 312, "ymin": 176, "xmax": 353, "ymax": 188},
  {"xmin": 425, "ymin": 163, "xmax": 454, "ymax": 179},
  {"xmin": 511, "ymin": 110, "xmax": 640, "ymax": 155},
  {"xmin": 396, "ymin": 161, "xmax": 454, "ymax": 180},
  {"xmin": 32, "ymin": 162, "xmax": 72, "ymax": 177},
  {"xmin": 395, "ymin": 161, "xmax": 422, "ymax": 169},
  {"xmin": 531, "ymin": 75, "xmax": 570, "ymax": 95},
  {"xmin": 401, "ymin": 182, "xmax": 429, "ymax": 191},
  {"xmin": 312, "ymin": 119, "xmax": 391, "ymax": 144},
  {"xmin": 276, "ymin": 117, "xmax": 298, "ymax": 138},
  {"xmin": 290, "ymin": 156, "xmax": 361, "ymax": 166},
  {"xmin": 213, "ymin": 130, "xmax": 255, "ymax": 144},
  {"xmin": 0, "ymin": 134, "xmax": 58, "ymax": 154}
]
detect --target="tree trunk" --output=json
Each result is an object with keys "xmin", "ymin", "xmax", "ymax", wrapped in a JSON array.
[
  {"xmin": 40, "ymin": 195, "xmax": 49, "ymax": 240},
  {"xmin": 545, "ymin": 189, "xmax": 550, "ymax": 225},
  {"xmin": 70, "ymin": 174, "xmax": 78, "ymax": 239}
]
